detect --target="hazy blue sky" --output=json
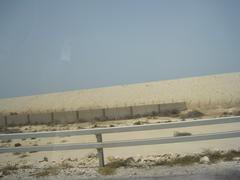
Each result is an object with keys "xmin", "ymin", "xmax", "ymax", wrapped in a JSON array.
[{"xmin": 0, "ymin": 0, "xmax": 240, "ymax": 98}]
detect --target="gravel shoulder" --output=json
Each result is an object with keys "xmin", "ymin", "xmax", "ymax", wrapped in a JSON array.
[{"xmin": 1, "ymin": 159, "xmax": 240, "ymax": 179}]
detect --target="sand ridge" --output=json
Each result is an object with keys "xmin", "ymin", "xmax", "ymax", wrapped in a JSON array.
[{"xmin": 0, "ymin": 72, "xmax": 239, "ymax": 114}]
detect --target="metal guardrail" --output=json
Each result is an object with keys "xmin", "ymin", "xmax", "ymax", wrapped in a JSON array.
[{"xmin": 0, "ymin": 116, "xmax": 240, "ymax": 167}]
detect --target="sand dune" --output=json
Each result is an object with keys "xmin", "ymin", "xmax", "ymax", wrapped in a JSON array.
[{"xmin": 0, "ymin": 72, "xmax": 240, "ymax": 114}]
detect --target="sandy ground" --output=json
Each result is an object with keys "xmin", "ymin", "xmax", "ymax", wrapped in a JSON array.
[
  {"xmin": 0, "ymin": 72, "xmax": 240, "ymax": 114},
  {"xmin": 0, "ymin": 107, "xmax": 240, "ymax": 172},
  {"xmin": 1, "ymin": 120, "xmax": 240, "ymax": 163},
  {"xmin": 0, "ymin": 106, "xmax": 239, "ymax": 179}
]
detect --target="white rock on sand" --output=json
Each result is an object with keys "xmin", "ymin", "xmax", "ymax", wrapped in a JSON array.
[
  {"xmin": 200, "ymin": 156, "xmax": 210, "ymax": 164},
  {"xmin": 233, "ymin": 157, "xmax": 240, "ymax": 161}
]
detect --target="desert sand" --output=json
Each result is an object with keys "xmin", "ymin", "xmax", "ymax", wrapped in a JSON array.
[
  {"xmin": 0, "ymin": 115, "xmax": 240, "ymax": 179},
  {"xmin": 0, "ymin": 72, "xmax": 240, "ymax": 114}
]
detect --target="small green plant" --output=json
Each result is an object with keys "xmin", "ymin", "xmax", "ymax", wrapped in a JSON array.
[
  {"xmin": 133, "ymin": 120, "xmax": 149, "ymax": 125},
  {"xmin": 92, "ymin": 124, "xmax": 98, "ymax": 128},
  {"xmin": 59, "ymin": 161, "xmax": 74, "ymax": 169},
  {"xmin": 98, "ymin": 167, "xmax": 116, "ymax": 175},
  {"xmin": 156, "ymin": 155, "xmax": 200, "ymax": 166},
  {"xmin": 221, "ymin": 111, "xmax": 231, "ymax": 116},
  {"xmin": 19, "ymin": 164, "xmax": 33, "ymax": 169},
  {"xmin": 87, "ymin": 152, "xmax": 97, "ymax": 159},
  {"xmin": 133, "ymin": 121, "xmax": 142, "ymax": 125},
  {"xmin": 31, "ymin": 166, "xmax": 59, "ymax": 177},
  {"xmin": 43, "ymin": 157, "xmax": 48, "ymax": 162},
  {"xmin": 224, "ymin": 149, "xmax": 240, "ymax": 160},
  {"xmin": 233, "ymin": 110, "xmax": 240, "ymax": 116},
  {"xmin": 165, "ymin": 120, "xmax": 172, "ymax": 123},
  {"xmin": 98, "ymin": 157, "xmax": 132, "ymax": 175},
  {"xmin": 1, "ymin": 139, "xmax": 12, "ymax": 143},
  {"xmin": 147, "ymin": 116, "xmax": 153, "ymax": 119},
  {"xmin": 155, "ymin": 149, "xmax": 240, "ymax": 167},
  {"xmin": 9, "ymin": 112, "xmax": 18, "ymax": 116},
  {"xmin": 14, "ymin": 143, "xmax": 22, "ymax": 147},
  {"xmin": 0, "ymin": 164, "xmax": 18, "ymax": 176},
  {"xmin": 60, "ymin": 139, "xmax": 68, "ymax": 143},
  {"xmin": 201, "ymin": 149, "xmax": 240, "ymax": 162},
  {"xmin": 31, "ymin": 160, "xmax": 74, "ymax": 177},
  {"xmin": 19, "ymin": 154, "xmax": 29, "ymax": 158},
  {"xmin": 160, "ymin": 109, "xmax": 180, "ymax": 117}
]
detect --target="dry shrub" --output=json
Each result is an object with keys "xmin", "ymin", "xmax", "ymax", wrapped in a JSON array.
[
  {"xmin": 98, "ymin": 157, "xmax": 133, "ymax": 175},
  {"xmin": 0, "ymin": 164, "xmax": 18, "ymax": 176},
  {"xmin": 173, "ymin": 131, "xmax": 192, "ymax": 137},
  {"xmin": 180, "ymin": 110, "xmax": 204, "ymax": 120}
]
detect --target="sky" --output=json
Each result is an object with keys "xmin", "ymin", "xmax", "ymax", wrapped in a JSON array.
[{"xmin": 0, "ymin": 0, "xmax": 240, "ymax": 98}]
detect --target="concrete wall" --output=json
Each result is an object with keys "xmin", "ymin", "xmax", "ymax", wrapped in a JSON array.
[
  {"xmin": 105, "ymin": 107, "xmax": 132, "ymax": 120},
  {"xmin": 0, "ymin": 102, "xmax": 187, "ymax": 128},
  {"xmin": 54, "ymin": 111, "xmax": 77, "ymax": 123},
  {"xmin": 7, "ymin": 114, "xmax": 28, "ymax": 126},
  {"xmin": 160, "ymin": 102, "xmax": 187, "ymax": 113},
  {"xmin": 132, "ymin": 104, "xmax": 159, "ymax": 117},
  {"xmin": 78, "ymin": 109, "xmax": 104, "ymax": 121},
  {"xmin": 29, "ymin": 113, "xmax": 52, "ymax": 125},
  {"xmin": 0, "ymin": 115, "xmax": 5, "ymax": 127}
]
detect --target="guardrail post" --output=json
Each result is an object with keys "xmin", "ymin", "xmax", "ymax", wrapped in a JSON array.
[{"xmin": 95, "ymin": 133, "xmax": 104, "ymax": 167}]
